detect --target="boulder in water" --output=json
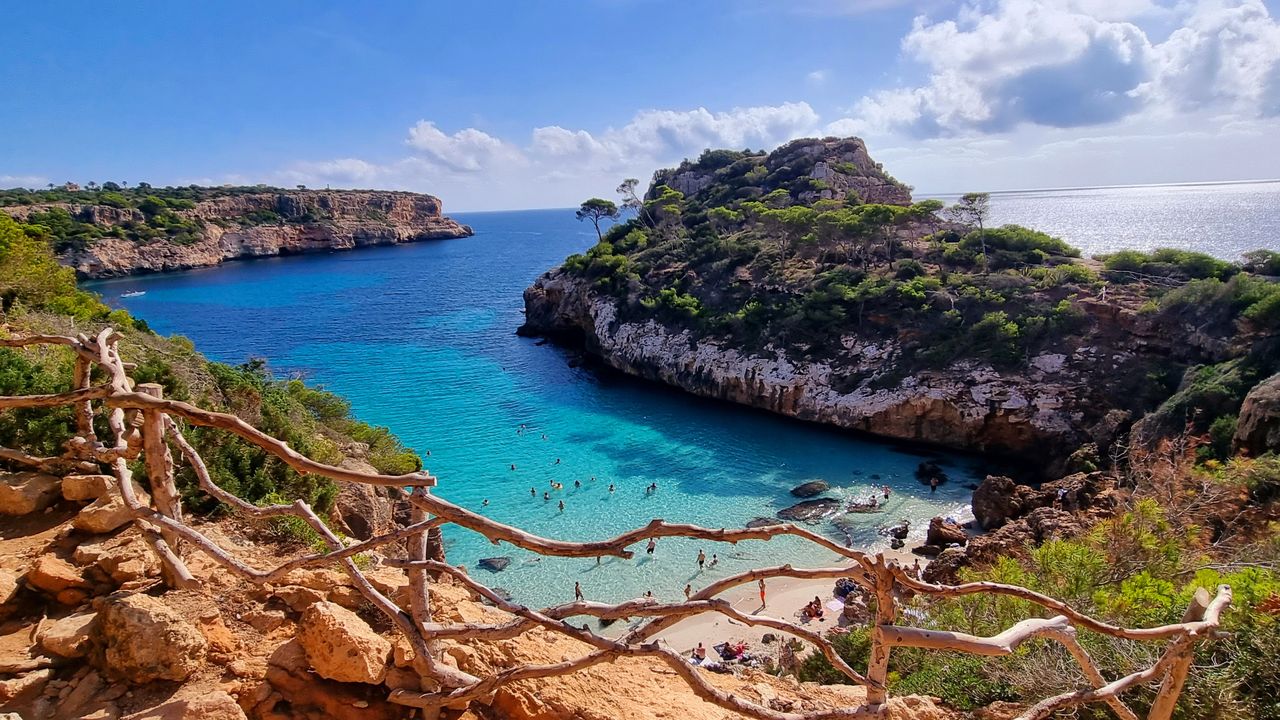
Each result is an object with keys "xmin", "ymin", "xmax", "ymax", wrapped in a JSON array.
[
  {"xmin": 790, "ymin": 480, "xmax": 830, "ymax": 498},
  {"xmin": 477, "ymin": 557, "xmax": 511, "ymax": 573},
  {"xmin": 777, "ymin": 498, "xmax": 840, "ymax": 522},
  {"xmin": 880, "ymin": 521, "xmax": 910, "ymax": 540},
  {"xmin": 890, "ymin": 538, "xmax": 905, "ymax": 550},
  {"xmin": 915, "ymin": 461, "xmax": 948, "ymax": 487},
  {"xmin": 746, "ymin": 517, "xmax": 782, "ymax": 529}
]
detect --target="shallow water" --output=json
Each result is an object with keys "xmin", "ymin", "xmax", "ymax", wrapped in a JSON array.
[{"xmin": 91, "ymin": 208, "xmax": 983, "ymax": 609}]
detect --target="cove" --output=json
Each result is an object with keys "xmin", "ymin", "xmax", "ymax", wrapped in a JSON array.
[{"xmin": 89, "ymin": 208, "xmax": 991, "ymax": 610}]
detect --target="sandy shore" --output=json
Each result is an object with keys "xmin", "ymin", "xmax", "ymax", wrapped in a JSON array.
[{"xmin": 601, "ymin": 545, "xmax": 927, "ymax": 660}]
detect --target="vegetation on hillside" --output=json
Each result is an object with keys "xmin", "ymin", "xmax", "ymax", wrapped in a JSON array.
[
  {"xmin": 798, "ymin": 443, "xmax": 1280, "ymax": 719},
  {"xmin": 0, "ymin": 182, "xmax": 368, "ymax": 254},
  {"xmin": 0, "ymin": 213, "xmax": 421, "ymax": 533},
  {"xmin": 565, "ymin": 144, "xmax": 1280, "ymax": 379}
]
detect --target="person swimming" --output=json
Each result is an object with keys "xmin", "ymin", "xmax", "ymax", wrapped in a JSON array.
[
  {"xmin": 574, "ymin": 479, "xmax": 581, "ymax": 489},
  {"xmin": 543, "ymin": 491, "xmax": 550, "ymax": 501},
  {"xmin": 609, "ymin": 484, "xmax": 615, "ymax": 493},
  {"xmin": 530, "ymin": 487, "xmax": 536, "ymax": 497},
  {"xmin": 482, "ymin": 499, "xmax": 489, "ymax": 507},
  {"xmin": 558, "ymin": 500, "xmax": 565, "ymax": 512}
]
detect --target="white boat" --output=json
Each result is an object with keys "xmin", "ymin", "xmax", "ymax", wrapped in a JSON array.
[{"xmin": 120, "ymin": 291, "xmax": 146, "ymax": 298}]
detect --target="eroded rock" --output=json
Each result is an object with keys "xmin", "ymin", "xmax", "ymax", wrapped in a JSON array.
[
  {"xmin": 38, "ymin": 611, "xmax": 97, "ymax": 658},
  {"xmin": 926, "ymin": 516, "xmax": 967, "ymax": 546},
  {"xmin": 298, "ymin": 601, "xmax": 390, "ymax": 685},
  {"xmin": 1235, "ymin": 373, "xmax": 1280, "ymax": 455},
  {"xmin": 0, "ymin": 472, "xmax": 61, "ymax": 515},
  {"xmin": 477, "ymin": 557, "xmax": 511, "ymax": 572},
  {"xmin": 98, "ymin": 594, "xmax": 208, "ymax": 683},
  {"xmin": 122, "ymin": 689, "xmax": 247, "ymax": 720}
]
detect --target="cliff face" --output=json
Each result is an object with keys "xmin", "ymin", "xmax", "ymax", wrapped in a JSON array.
[
  {"xmin": 521, "ymin": 268, "xmax": 1210, "ymax": 474},
  {"xmin": 5, "ymin": 190, "xmax": 472, "ymax": 278}
]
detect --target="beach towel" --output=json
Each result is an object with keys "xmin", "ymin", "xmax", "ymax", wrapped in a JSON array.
[{"xmin": 826, "ymin": 599, "xmax": 844, "ymax": 613}]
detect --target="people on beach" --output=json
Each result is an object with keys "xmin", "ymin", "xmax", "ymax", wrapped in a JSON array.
[
  {"xmin": 758, "ymin": 579, "xmax": 767, "ymax": 608},
  {"xmin": 697, "ymin": 549, "xmax": 706, "ymax": 569},
  {"xmin": 693, "ymin": 642, "xmax": 707, "ymax": 664},
  {"xmin": 646, "ymin": 538, "xmax": 656, "ymax": 555},
  {"xmin": 575, "ymin": 581, "xmax": 584, "ymax": 601}
]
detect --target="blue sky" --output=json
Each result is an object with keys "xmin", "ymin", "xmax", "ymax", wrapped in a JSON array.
[{"xmin": 3, "ymin": 1, "xmax": 1280, "ymax": 210}]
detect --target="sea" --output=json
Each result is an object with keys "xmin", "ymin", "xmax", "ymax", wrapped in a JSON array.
[{"xmin": 89, "ymin": 181, "xmax": 1280, "ymax": 610}]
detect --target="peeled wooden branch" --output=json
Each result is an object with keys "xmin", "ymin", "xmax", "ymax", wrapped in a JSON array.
[{"xmin": 0, "ymin": 329, "xmax": 1235, "ymax": 719}]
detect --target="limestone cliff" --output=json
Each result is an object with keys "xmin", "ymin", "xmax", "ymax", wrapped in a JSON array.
[
  {"xmin": 4, "ymin": 190, "xmax": 472, "ymax": 278},
  {"xmin": 520, "ymin": 267, "xmax": 1220, "ymax": 475}
]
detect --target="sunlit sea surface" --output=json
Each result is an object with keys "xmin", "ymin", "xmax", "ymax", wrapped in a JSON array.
[{"xmin": 90, "ymin": 182, "xmax": 1277, "ymax": 609}]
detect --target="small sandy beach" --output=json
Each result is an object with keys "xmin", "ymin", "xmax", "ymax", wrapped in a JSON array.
[{"xmin": 601, "ymin": 546, "xmax": 927, "ymax": 661}]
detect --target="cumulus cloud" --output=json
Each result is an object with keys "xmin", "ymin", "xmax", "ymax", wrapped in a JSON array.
[
  {"xmin": 849, "ymin": 0, "xmax": 1280, "ymax": 136},
  {"xmin": 405, "ymin": 121, "xmax": 524, "ymax": 173}
]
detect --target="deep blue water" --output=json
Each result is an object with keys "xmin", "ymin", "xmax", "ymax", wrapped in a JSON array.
[{"xmin": 88, "ymin": 209, "xmax": 982, "ymax": 609}]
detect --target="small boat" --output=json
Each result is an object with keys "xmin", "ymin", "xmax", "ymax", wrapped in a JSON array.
[{"xmin": 120, "ymin": 291, "xmax": 146, "ymax": 298}]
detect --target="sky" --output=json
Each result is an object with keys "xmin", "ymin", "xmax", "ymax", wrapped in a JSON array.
[{"xmin": 2, "ymin": 0, "xmax": 1279, "ymax": 211}]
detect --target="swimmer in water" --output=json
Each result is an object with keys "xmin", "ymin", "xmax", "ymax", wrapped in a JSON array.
[
  {"xmin": 530, "ymin": 487, "xmax": 536, "ymax": 497},
  {"xmin": 574, "ymin": 479, "xmax": 581, "ymax": 489},
  {"xmin": 543, "ymin": 492, "xmax": 550, "ymax": 501},
  {"xmin": 482, "ymin": 499, "xmax": 489, "ymax": 507},
  {"xmin": 558, "ymin": 500, "xmax": 565, "ymax": 512},
  {"xmin": 609, "ymin": 484, "xmax": 615, "ymax": 493}
]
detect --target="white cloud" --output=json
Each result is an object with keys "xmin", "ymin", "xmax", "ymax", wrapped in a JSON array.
[
  {"xmin": 848, "ymin": 0, "xmax": 1280, "ymax": 136},
  {"xmin": 277, "ymin": 102, "xmax": 822, "ymax": 210},
  {"xmin": 807, "ymin": 69, "xmax": 828, "ymax": 86},
  {"xmin": 405, "ymin": 121, "xmax": 524, "ymax": 173}
]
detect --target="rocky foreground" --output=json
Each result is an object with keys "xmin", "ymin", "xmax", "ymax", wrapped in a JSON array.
[
  {"xmin": 3, "ymin": 190, "xmax": 473, "ymax": 278},
  {"xmin": 0, "ymin": 470, "xmax": 959, "ymax": 720}
]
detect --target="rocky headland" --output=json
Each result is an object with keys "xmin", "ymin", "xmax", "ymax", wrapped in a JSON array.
[
  {"xmin": 520, "ymin": 137, "xmax": 1280, "ymax": 477},
  {"xmin": 3, "ymin": 189, "xmax": 472, "ymax": 278}
]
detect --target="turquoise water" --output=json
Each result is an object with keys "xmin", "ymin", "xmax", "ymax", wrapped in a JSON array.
[{"xmin": 90, "ymin": 209, "xmax": 984, "ymax": 609}]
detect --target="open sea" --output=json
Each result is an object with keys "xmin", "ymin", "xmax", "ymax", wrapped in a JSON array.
[{"xmin": 89, "ymin": 181, "xmax": 1280, "ymax": 610}]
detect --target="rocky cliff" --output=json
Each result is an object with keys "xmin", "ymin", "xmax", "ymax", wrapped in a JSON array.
[
  {"xmin": 4, "ymin": 190, "xmax": 472, "ymax": 278},
  {"xmin": 523, "ymin": 268, "xmax": 1185, "ymax": 473}
]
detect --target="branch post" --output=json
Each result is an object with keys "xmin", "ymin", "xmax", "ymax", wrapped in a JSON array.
[{"xmin": 0, "ymin": 329, "xmax": 1233, "ymax": 719}]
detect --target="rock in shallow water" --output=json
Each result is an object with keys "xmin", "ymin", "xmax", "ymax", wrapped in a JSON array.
[
  {"xmin": 789, "ymin": 480, "xmax": 830, "ymax": 498},
  {"xmin": 777, "ymin": 498, "xmax": 841, "ymax": 522},
  {"xmin": 478, "ymin": 556, "xmax": 511, "ymax": 572},
  {"xmin": 746, "ymin": 517, "xmax": 782, "ymax": 529}
]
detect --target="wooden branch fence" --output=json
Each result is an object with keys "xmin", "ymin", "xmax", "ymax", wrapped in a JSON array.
[{"xmin": 0, "ymin": 328, "xmax": 1232, "ymax": 720}]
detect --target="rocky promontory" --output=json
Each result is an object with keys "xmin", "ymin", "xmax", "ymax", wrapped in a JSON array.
[
  {"xmin": 520, "ymin": 136, "xmax": 1278, "ymax": 473},
  {"xmin": 3, "ymin": 189, "xmax": 473, "ymax": 277}
]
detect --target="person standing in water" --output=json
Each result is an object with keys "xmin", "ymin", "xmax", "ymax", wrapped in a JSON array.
[
  {"xmin": 558, "ymin": 500, "xmax": 565, "ymax": 512},
  {"xmin": 646, "ymin": 538, "xmax": 656, "ymax": 555},
  {"xmin": 697, "ymin": 549, "xmax": 706, "ymax": 569},
  {"xmin": 883, "ymin": 485, "xmax": 890, "ymax": 499},
  {"xmin": 930, "ymin": 476, "xmax": 938, "ymax": 493},
  {"xmin": 684, "ymin": 584, "xmax": 692, "ymax": 600},
  {"xmin": 530, "ymin": 487, "xmax": 536, "ymax": 497},
  {"xmin": 574, "ymin": 582, "xmax": 584, "ymax": 602}
]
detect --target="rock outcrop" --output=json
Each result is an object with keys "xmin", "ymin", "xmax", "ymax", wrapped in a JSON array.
[
  {"xmin": 4, "ymin": 189, "xmax": 473, "ymax": 278},
  {"xmin": 790, "ymin": 480, "xmax": 830, "ymax": 498},
  {"xmin": 520, "ymin": 271, "xmax": 1187, "ymax": 471},
  {"xmin": 0, "ymin": 472, "xmax": 61, "ymax": 515},
  {"xmin": 1234, "ymin": 372, "xmax": 1280, "ymax": 455}
]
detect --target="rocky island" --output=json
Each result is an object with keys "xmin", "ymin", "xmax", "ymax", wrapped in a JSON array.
[
  {"xmin": 521, "ymin": 137, "xmax": 1280, "ymax": 476},
  {"xmin": 0, "ymin": 185, "xmax": 472, "ymax": 277}
]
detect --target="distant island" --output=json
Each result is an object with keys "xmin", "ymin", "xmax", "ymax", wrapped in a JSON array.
[{"xmin": 0, "ymin": 183, "xmax": 473, "ymax": 277}]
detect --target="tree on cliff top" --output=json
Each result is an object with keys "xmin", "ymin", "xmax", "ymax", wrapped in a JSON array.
[
  {"xmin": 576, "ymin": 198, "xmax": 620, "ymax": 241},
  {"xmin": 944, "ymin": 192, "xmax": 991, "ymax": 273}
]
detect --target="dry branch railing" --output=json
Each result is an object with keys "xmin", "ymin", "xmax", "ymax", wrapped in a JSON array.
[{"xmin": 0, "ymin": 328, "xmax": 1232, "ymax": 720}]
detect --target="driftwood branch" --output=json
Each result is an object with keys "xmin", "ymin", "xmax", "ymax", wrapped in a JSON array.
[{"xmin": 0, "ymin": 330, "xmax": 1234, "ymax": 719}]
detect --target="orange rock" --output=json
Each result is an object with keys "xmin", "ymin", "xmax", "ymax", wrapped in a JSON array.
[{"xmin": 26, "ymin": 555, "xmax": 88, "ymax": 594}]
